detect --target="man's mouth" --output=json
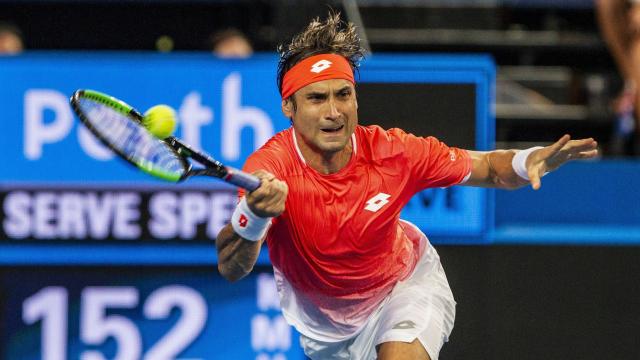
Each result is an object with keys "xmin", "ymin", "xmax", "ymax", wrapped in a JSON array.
[{"xmin": 320, "ymin": 125, "xmax": 344, "ymax": 133}]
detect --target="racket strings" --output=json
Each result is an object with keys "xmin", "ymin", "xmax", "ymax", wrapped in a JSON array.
[{"xmin": 78, "ymin": 98, "xmax": 185, "ymax": 177}]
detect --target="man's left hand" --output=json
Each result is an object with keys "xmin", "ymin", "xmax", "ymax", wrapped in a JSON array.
[{"xmin": 526, "ymin": 135, "xmax": 599, "ymax": 190}]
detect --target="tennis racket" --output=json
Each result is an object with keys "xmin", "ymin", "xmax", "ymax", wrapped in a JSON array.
[{"xmin": 69, "ymin": 89, "xmax": 261, "ymax": 191}]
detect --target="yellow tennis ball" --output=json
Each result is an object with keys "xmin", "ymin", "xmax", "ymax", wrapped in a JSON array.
[{"xmin": 143, "ymin": 104, "xmax": 177, "ymax": 139}]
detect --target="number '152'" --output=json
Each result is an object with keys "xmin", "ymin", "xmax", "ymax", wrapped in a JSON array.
[{"xmin": 22, "ymin": 286, "xmax": 207, "ymax": 360}]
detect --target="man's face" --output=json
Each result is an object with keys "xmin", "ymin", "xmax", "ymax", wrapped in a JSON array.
[{"xmin": 282, "ymin": 78, "xmax": 358, "ymax": 155}]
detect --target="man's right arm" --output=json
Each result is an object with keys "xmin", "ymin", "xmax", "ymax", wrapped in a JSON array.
[
  {"xmin": 216, "ymin": 170, "xmax": 288, "ymax": 282},
  {"xmin": 216, "ymin": 223, "xmax": 264, "ymax": 282}
]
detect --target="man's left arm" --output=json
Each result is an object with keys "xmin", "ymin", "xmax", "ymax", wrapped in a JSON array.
[{"xmin": 462, "ymin": 135, "xmax": 599, "ymax": 190}]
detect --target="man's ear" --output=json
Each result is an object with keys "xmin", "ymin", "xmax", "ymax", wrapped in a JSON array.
[{"xmin": 282, "ymin": 98, "xmax": 294, "ymax": 118}]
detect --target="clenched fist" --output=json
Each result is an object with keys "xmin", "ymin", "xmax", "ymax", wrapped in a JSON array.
[{"xmin": 246, "ymin": 170, "xmax": 288, "ymax": 218}]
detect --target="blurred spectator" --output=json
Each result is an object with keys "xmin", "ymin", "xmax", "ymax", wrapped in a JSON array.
[
  {"xmin": 596, "ymin": 0, "xmax": 640, "ymax": 155},
  {"xmin": 0, "ymin": 22, "xmax": 23, "ymax": 55},
  {"xmin": 209, "ymin": 28, "xmax": 253, "ymax": 59}
]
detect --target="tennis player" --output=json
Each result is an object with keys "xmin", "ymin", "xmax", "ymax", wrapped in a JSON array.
[{"xmin": 216, "ymin": 13, "xmax": 599, "ymax": 360}]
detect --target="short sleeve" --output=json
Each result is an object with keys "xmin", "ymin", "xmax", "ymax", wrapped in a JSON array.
[{"xmin": 391, "ymin": 129, "xmax": 471, "ymax": 191}]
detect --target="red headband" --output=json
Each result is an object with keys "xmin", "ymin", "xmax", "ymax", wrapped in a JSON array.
[{"xmin": 281, "ymin": 54, "xmax": 354, "ymax": 99}]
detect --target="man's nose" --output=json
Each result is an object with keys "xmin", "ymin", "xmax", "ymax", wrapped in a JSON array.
[{"xmin": 326, "ymin": 98, "xmax": 340, "ymax": 120}]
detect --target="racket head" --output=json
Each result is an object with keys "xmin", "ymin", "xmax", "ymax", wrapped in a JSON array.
[{"xmin": 70, "ymin": 89, "xmax": 188, "ymax": 182}]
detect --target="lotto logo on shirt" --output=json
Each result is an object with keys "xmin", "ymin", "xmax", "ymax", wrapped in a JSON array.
[{"xmin": 365, "ymin": 193, "xmax": 391, "ymax": 212}]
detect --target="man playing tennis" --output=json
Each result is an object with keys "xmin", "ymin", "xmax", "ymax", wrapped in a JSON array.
[{"xmin": 216, "ymin": 13, "xmax": 598, "ymax": 360}]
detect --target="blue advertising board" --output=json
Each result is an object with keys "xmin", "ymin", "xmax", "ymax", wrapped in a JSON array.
[{"xmin": 0, "ymin": 52, "xmax": 495, "ymax": 264}]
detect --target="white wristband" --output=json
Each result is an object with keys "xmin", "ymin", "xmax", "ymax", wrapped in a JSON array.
[
  {"xmin": 511, "ymin": 146, "xmax": 543, "ymax": 181},
  {"xmin": 231, "ymin": 198, "xmax": 272, "ymax": 241}
]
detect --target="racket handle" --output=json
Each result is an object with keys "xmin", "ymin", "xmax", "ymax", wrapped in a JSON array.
[{"xmin": 224, "ymin": 167, "xmax": 261, "ymax": 191}]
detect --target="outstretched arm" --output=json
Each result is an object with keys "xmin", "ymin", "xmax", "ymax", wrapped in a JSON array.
[
  {"xmin": 462, "ymin": 135, "xmax": 598, "ymax": 190},
  {"xmin": 216, "ymin": 170, "xmax": 288, "ymax": 282}
]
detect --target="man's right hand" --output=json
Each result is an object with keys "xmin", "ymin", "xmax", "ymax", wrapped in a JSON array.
[{"xmin": 246, "ymin": 170, "xmax": 288, "ymax": 218}]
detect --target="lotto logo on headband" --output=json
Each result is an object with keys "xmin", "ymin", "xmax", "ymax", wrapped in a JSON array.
[
  {"xmin": 311, "ymin": 60, "xmax": 332, "ymax": 73},
  {"xmin": 281, "ymin": 53, "xmax": 355, "ymax": 99}
]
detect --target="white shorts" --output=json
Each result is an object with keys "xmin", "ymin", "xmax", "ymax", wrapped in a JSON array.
[{"xmin": 299, "ymin": 240, "xmax": 456, "ymax": 360}]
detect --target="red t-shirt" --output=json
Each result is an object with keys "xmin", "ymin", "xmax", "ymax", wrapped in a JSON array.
[{"xmin": 241, "ymin": 125, "xmax": 471, "ymax": 304}]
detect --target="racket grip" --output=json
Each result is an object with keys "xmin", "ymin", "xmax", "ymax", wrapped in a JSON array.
[{"xmin": 224, "ymin": 167, "xmax": 261, "ymax": 191}]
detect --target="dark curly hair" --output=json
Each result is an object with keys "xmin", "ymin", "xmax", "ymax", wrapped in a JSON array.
[{"xmin": 276, "ymin": 11, "xmax": 365, "ymax": 100}]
